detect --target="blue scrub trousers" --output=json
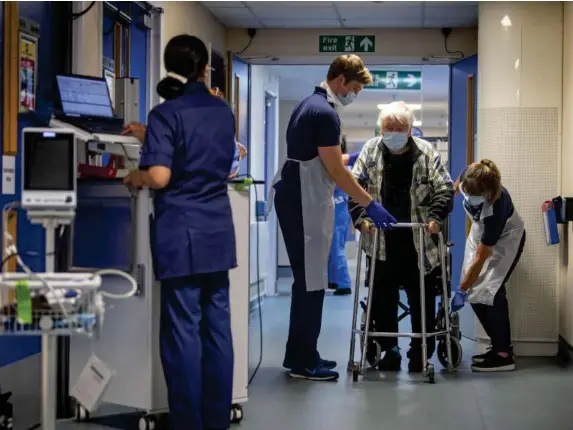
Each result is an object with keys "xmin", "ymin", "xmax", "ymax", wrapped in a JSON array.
[
  {"xmin": 327, "ymin": 192, "xmax": 352, "ymax": 290},
  {"xmin": 274, "ymin": 170, "xmax": 325, "ymax": 370},
  {"xmin": 160, "ymin": 272, "xmax": 234, "ymax": 430}
]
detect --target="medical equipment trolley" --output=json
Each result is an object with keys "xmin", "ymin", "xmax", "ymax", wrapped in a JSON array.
[{"xmin": 347, "ymin": 222, "xmax": 463, "ymax": 384}]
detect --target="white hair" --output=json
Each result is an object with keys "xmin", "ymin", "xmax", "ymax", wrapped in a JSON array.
[{"xmin": 377, "ymin": 101, "xmax": 416, "ymax": 130}]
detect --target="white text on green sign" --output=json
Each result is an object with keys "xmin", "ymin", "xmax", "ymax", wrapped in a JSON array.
[
  {"xmin": 319, "ymin": 35, "xmax": 376, "ymax": 53},
  {"xmin": 366, "ymin": 71, "xmax": 422, "ymax": 91}
]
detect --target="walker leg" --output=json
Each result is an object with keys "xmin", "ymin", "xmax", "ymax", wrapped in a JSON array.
[
  {"xmin": 439, "ymin": 233, "xmax": 454, "ymax": 371},
  {"xmin": 359, "ymin": 231, "xmax": 379, "ymax": 374},
  {"xmin": 41, "ymin": 335, "xmax": 57, "ymax": 430},
  {"xmin": 348, "ymin": 236, "xmax": 364, "ymax": 370},
  {"xmin": 418, "ymin": 228, "xmax": 428, "ymax": 376}
]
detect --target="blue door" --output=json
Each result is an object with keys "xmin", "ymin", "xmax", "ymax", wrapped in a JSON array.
[{"xmin": 449, "ymin": 55, "xmax": 477, "ymax": 338}]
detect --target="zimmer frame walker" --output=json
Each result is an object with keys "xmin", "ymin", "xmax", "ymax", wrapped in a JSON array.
[{"xmin": 347, "ymin": 222, "xmax": 456, "ymax": 384}]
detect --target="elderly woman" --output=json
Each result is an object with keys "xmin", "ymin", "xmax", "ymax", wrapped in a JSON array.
[{"xmin": 349, "ymin": 101, "xmax": 454, "ymax": 372}]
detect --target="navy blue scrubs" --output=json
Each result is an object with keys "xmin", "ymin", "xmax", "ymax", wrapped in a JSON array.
[
  {"xmin": 141, "ymin": 82, "xmax": 237, "ymax": 430},
  {"xmin": 275, "ymin": 87, "xmax": 341, "ymax": 370}
]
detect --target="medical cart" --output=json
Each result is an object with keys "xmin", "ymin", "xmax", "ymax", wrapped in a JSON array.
[
  {"xmin": 67, "ymin": 183, "xmax": 250, "ymax": 429},
  {"xmin": 348, "ymin": 223, "xmax": 463, "ymax": 384}
]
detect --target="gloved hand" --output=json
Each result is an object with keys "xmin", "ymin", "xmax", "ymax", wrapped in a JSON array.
[
  {"xmin": 347, "ymin": 152, "xmax": 360, "ymax": 167},
  {"xmin": 451, "ymin": 291, "xmax": 467, "ymax": 312},
  {"xmin": 365, "ymin": 200, "xmax": 397, "ymax": 230}
]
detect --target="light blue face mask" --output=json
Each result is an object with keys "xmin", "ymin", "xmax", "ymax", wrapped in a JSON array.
[
  {"xmin": 382, "ymin": 132, "xmax": 408, "ymax": 151},
  {"xmin": 338, "ymin": 91, "xmax": 357, "ymax": 106},
  {"xmin": 460, "ymin": 185, "xmax": 485, "ymax": 207},
  {"xmin": 464, "ymin": 194, "xmax": 485, "ymax": 207}
]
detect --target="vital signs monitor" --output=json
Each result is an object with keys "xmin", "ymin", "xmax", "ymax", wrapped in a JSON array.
[{"xmin": 21, "ymin": 128, "xmax": 77, "ymax": 211}]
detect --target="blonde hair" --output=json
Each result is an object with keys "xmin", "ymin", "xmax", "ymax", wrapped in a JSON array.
[
  {"xmin": 463, "ymin": 159, "xmax": 502, "ymax": 201},
  {"xmin": 326, "ymin": 55, "xmax": 373, "ymax": 85},
  {"xmin": 378, "ymin": 101, "xmax": 416, "ymax": 130}
]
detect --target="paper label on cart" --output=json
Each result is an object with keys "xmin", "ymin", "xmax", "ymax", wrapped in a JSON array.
[
  {"xmin": 71, "ymin": 354, "xmax": 114, "ymax": 412},
  {"xmin": 15, "ymin": 280, "xmax": 32, "ymax": 324}
]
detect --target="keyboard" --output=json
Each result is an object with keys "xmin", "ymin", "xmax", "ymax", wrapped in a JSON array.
[{"xmin": 57, "ymin": 115, "xmax": 125, "ymax": 135}]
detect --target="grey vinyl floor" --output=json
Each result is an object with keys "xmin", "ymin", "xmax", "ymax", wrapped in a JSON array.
[{"xmin": 59, "ymin": 261, "xmax": 573, "ymax": 430}]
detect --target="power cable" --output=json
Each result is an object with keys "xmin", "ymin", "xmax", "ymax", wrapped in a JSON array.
[
  {"xmin": 237, "ymin": 29, "xmax": 257, "ymax": 56},
  {"xmin": 71, "ymin": 1, "xmax": 96, "ymax": 20},
  {"xmin": 441, "ymin": 28, "xmax": 465, "ymax": 59}
]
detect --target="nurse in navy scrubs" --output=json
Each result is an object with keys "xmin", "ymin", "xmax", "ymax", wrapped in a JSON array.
[{"xmin": 124, "ymin": 34, "xmax": 236, "ymax": 430}]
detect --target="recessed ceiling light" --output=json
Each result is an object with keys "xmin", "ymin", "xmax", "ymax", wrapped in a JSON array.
[
  {"xmin": 377, "ymin": 103, "xmax": 422, "ymax": 111},
  {"xmin": 501, "ymin": 15, "xmax": 512, "ymax": 27}
]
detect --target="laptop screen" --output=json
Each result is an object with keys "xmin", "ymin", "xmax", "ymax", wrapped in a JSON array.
[{"xmin": 56, "ymin": 75, "xmax": 113, "ymax": 118}]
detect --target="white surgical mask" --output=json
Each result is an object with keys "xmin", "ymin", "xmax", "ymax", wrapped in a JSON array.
[
  {"xmin": 338, "ymin": 91, "xmax": 357, "ymax": 106},
  {"xmin": 382, "ymin": 132, "xmax": 408, "ymax": 151},
  {"xmin": 460, "ymin": 184, "xmax": 485, "ymax": 207},
  {"xmin": 464, "ymin": 194, "xmax": 485, "ymax": 207}
]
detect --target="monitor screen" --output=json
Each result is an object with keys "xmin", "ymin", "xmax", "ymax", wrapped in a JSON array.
[
  {"xmin": 56, "ymin": 75, "xmax": 113, "ymax": 118},
  {"xmin": 24, "ymin": 132, "xmax": 74, "ymax": 191}
]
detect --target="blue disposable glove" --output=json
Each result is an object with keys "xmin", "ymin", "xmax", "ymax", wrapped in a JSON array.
[
  {"xmin": 451, "ymin": 291, "xmax": 467, "ymax": 312},
  {"xmin": 347, "ymin": 152, "xmax": 360, "ymax": 167},
  {"xmin": 365, "ymin": 201, "xmax": 397, "ymax": 230}
]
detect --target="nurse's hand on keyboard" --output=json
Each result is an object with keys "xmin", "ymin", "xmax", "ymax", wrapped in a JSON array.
[
  {"xmin": 366, "ymin": 201, "xmax": 397, "ymax": 230},
  {"xmin": 122, "ymin": 122, "xmax": 146, "ymax": 143}
]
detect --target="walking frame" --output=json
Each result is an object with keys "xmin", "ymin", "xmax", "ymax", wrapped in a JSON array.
[{"xmin": 347, "ymin": 222, "xmax": 461, "ymax": 384}]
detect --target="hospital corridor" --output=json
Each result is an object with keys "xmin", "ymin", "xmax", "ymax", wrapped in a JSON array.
[{"xmin": 1, "ymin": 1, "xmax": 573, "ymax": 430}]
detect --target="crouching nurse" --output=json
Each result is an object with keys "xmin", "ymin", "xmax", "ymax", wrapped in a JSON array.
[
  {"xmin": 123, "ymin": 34, "xmax": 236, "ymax": 430},
  {"xmin": 450, "ymin": 159, "xmax": 526, "ymax": 373}
]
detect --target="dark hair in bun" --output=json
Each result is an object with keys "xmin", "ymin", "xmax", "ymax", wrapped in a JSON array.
[{"xmin": 156, "ymin": 34, "xmax": 209, "ymax": 100}]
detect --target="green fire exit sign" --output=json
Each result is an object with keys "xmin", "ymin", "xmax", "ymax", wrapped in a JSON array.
[{"xmin": 319, "ymin": 35, "xmax": 376, "ymax": 53}]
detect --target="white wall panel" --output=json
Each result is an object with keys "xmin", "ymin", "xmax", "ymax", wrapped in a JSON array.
[{"xmin": 477, "ymin": 1, "xmax": 562, "ymax": 355}]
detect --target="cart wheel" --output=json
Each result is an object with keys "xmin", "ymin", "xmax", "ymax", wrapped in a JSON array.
[
  {"xmin": 427, "ymin": 364, "xmax": 436, "ymax": 384},
  {"xmin": 437, "ymin": 337, "xmax": 463, "ymax": 369},
  {"xmin": 231, "ymin": 404, "xmax": 243, "ymax": 424},
  {"xmin": 138, "ymin": 415, "xmax": 156, "ymax": 430},
  {"xmin": 74, "ymin": 404, "xmax": 90, "ymax": 422}
]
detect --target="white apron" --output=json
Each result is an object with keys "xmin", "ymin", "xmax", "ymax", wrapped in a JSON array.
[
  {"xmin": 461, "ymin": 201, "xmax": 525, "ymax": 306},
  {"xmin": 267, "ymin": 156, "xmax": 336, "ymax": 292}
]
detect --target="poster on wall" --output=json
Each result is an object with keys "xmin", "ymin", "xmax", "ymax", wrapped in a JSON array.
[{"xmin": 19, "ymin": 32, "xmax": 38, "ymax": 113}]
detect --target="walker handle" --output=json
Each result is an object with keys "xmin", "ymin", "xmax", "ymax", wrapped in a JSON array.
[{"xmin": 392, "ymin": 222, "xmax": 427, "ymax": 229}]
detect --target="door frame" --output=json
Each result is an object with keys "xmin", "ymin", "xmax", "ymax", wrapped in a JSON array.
[{"xmin": 264, "ymin": 90, "xmax": 279, "ymax": 296}]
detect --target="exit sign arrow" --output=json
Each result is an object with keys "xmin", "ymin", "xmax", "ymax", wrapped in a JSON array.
[
  {"xmin": 365, "ymin": 71, "xmax": 422, "ymax": 91},
  {"xmin": 359, "ymin": 37, "xmax": 373, "ymax": 52},
  {"xmin": 404, "ymin": 73, "xmax": 419, "ymax": 88}
]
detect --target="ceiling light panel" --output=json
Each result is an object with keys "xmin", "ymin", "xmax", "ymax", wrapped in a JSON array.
[
  {"xmin": 202, "ymin": 1, "xmax": 246, "ymax": 8},
  {"xmin": 337, "ymin": 3, "xmax": 422, "ymax": 20},
  {"xmin": 251, "ymin": 6, "xmax": 337, "ymax": 20},
  {"xmin": 262, "ymin": 19, "xmax": 341, "ymax": 28}
]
